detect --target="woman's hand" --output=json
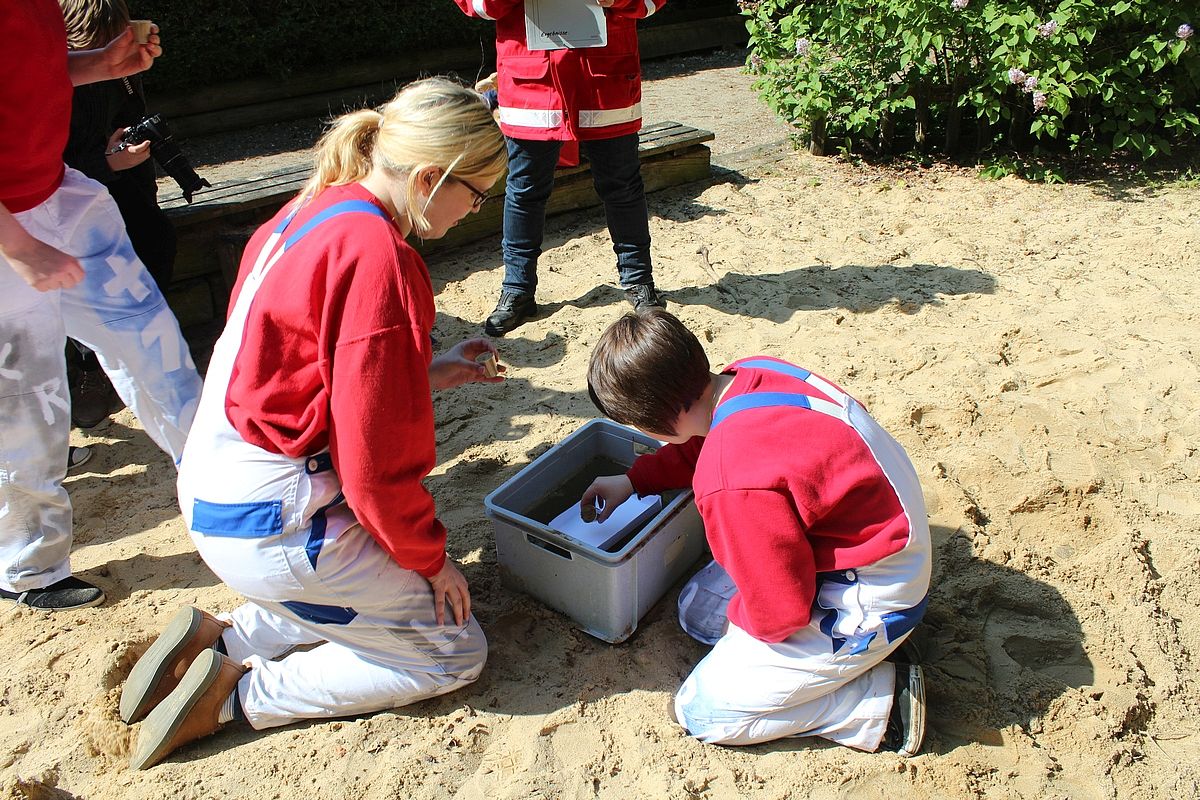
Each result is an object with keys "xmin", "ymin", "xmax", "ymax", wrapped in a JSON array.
[
  {"xmin": 426, "ymin": 558, "xmax": 471, "ymax": 627},
  {"xmin": 104, "ymin": 128, "xmax": 152, "ymax": 171},
  {"xmin": 581, "ymin": 474, "xmax": 635, "ymax": 523},
  {"xmin": 429, "ymin": 338, "xmax": 505, "ymax": 390}
]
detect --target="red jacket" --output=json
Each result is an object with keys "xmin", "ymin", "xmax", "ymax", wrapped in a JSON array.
[{"xmin": 453, "ymin": 0, "xmax": 667, "ymax": 142}]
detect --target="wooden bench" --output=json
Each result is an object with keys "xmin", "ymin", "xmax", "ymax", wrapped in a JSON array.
[{"xmin": 161, "ymin": 121, "xmax": 714, "ymax": 327}]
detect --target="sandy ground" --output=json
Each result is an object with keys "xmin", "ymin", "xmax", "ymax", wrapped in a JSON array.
[{"xmin": 5, "ymin": 52, "xmax": 1200, "ymax": 800}]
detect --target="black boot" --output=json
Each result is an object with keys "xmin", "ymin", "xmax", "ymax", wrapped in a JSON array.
[
  {"xmin": 483, "ymin": 291, "xmax": 537, "ymax": 336},
  {"xmin": 623, "ymin": 283, "xmax": 666, "ymax": 312},
  {"xmin": 70, "ymin": 363, "xmax": 120, "ymax": 429}
]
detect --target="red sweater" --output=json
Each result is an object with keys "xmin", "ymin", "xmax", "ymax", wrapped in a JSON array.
[
  {"xmin": 452, "ymin": 0, "xmax": 667, "ymax": 142},
  {"xmin": 225, "ymin": 183, "xmax": 445, "ymax": 577},
  {"xmin": 626, "ymin": 358, "xmax": 912, "ymax": 643},
  {"xmin": 0, "ymin": 0, "xmax": 70, "ymax": 212}
]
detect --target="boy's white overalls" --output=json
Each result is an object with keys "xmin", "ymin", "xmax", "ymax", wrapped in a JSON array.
[
  {"xmin": 675, "ymin": 359, "xmax": 931, "ymax": 750},
  {"xmin": 177, "ymin": 201, "xmax": 486, "ymax": 729}
]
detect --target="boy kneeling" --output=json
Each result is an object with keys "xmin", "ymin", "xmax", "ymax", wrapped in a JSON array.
[{"xmin": 584, "ymin": 310, "xmax": 930, "ymax": 755}]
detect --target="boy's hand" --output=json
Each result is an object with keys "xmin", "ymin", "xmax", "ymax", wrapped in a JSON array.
[
  {"xmin": 429, "ymin": 338, "xmax": 505, "ymax": 390},
  {"xmin": 426, "ymin": 558, "xmax": 471, "ymax": 627},
  {"xmin": 104, "ymin": 128, "xmax": 152, "ymax": 171},
  {"xmin": 581, "ymin": 474, "xmax": 634, "ymax": 523}
]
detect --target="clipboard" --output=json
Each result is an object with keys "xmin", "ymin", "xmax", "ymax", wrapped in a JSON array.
[{"xmin": 525, "ymin": 0, "xmax": 609, "ymax": 51}]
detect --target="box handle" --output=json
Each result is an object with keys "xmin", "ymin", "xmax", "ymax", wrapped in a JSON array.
[{"xmin": 526, "ymin": 533, "xmax": 573, "ymax": 560}]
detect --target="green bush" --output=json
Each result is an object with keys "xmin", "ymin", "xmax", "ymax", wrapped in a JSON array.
[
  {"xmin": 138, "ymin": 1, "xmax": 737, "ymax": 96},
  {"xmin": 741, "ymin": 0, "xmax": 1199, "ymax": 162}
]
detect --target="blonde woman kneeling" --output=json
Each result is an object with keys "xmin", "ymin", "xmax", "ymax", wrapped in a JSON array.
[{"xmin": 119, "ymin": 78, "xmax": 507, "ymax": 769}]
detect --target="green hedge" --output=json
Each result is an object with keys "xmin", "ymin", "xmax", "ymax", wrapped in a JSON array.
[
  {"xmin": 742, "ymin": 0, "xmax": 1199, "ymax": 169},
  {"xmin": 139, "ymin": 1, "xmax": 736, "ymax": 95}
]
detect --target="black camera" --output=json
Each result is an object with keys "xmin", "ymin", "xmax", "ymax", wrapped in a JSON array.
[{"xmin": 122, "ymin": 114, "xmax": 210, "ymax": 203}]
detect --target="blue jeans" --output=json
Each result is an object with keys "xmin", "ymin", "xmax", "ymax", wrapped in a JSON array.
[{"xmin": 501, "ymin": 134, "xmax": 653, "ymax": 296}]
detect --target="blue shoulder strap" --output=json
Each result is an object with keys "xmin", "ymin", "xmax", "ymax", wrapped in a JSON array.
[
  {"xmin": 711, "ymin": 359, "xmax": 849, "ymax": 430},
  {"xmin": 280, "ymin": 200, "xmax": 391, "ymax": 248}
]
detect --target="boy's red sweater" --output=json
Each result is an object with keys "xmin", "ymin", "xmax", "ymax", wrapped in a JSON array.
[{"xmin": 626, "ymin": 358, "xmax": 913, "ymax": 643}]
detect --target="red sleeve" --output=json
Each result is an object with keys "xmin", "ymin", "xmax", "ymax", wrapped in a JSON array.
[
  {"xmin": 325, "ymin": 255, "xmax": 445, "ymax": 578},
  {"xmin": 608, "ymin": 0, "xmax": 668, "ymax": 19},
  {"xmin": 450, "ymin": 0, "xmax": 522, "ymax": 20},
  {"xmin": 626, "ymin": 435, "xmax": 703, "ymax": 496},
  {"xmin": 701, "ymin": 488, "xmax": 817, "ymax": 643}
]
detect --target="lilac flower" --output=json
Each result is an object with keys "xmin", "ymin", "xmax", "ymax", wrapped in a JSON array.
[
  {"xmin": 737, "ymin": 0, "xmax": 762, "ymax": 13},
  {"xmin": 1037, "ymin": 20, "xmax": 1059, "ymax": 38},
  {"xmin": 1179, "ymin": 24, "xmax": 1194, "ymax": 40},
  {"xmin": 750, "ymin": 53, "xmax": 765, "ymax": 71},
  {"xmin": 1008, "ymin": 68, "xmax": 1028, "ymax": 85},
  {"xmin": 951, "ymin": 0, "xmax": 969, "ymax": 10},
  {"xmin": 1023, "ymin": 75, "xmax": 1039, "ymax": 93},
  {"xmin": 795, "ymin": 37, "xmax": 812, "ymax": 58},
  {"xmin": 1032, "ymin": 92, "xmax": 1048, "ymax": 111}
]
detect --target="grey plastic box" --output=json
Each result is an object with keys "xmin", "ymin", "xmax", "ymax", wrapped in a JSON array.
[{"xmin": 484, "ymin": 419, "xmax": 707, "ymax": 643}]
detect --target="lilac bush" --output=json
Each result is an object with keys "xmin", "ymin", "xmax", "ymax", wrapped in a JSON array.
[{"xmin": 742, "ymin": 1, "xmax": 1199, "ymax": 162}]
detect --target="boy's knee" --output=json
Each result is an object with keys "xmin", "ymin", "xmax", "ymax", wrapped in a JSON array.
[{"xmin": 673, "ymin": 685, "xmax": 749, "ymax": 745}]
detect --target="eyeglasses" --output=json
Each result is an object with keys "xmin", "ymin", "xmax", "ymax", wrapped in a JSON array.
[{"xmin": 448, "ymin": 175, "xmax": 490, "ymax": 210}]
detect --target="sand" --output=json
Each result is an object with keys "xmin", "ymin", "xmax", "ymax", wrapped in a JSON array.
[{"xmin": 4, "ymin": 56, "xmax": 1200, "ymax": 800}]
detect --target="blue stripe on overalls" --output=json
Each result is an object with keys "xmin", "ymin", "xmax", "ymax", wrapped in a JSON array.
[
  {"xmin": 711, "ymin": 358, "xmax": 928, "ymax": 653},
  {"xmin": 190, "ymin": 201, "xmax": 390, "ymax": 627}
]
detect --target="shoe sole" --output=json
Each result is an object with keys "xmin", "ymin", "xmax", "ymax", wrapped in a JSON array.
[
  {"xmin": 121, "ymin": 607, "xmax": 203, "ymax": 724},
  {"xmin": 67, "ymin": 447, "xmax": 93, "ymax": 471},
  {"xmin": 130, "ymin": 649, "xmax": 223, "ymax": 771},
  {"xmin": 897, "ymin": 663, "xmax": 927, "ymax": 758}
]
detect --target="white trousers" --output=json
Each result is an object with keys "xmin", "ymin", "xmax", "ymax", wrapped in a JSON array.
[
  {"xmin": 0, "ymin": 169, "xmax": 201, "ymax": 592},
  {"xmin": 182, "ymin": 488, "xmax": 488, "ymax": 731},
  {"xmin": 214, "ymin": 561, "xmax": 487, "ymax": 730},
  {"xmin": 674, "ymin": 559, "xmax": 918, "ymax": 750}
]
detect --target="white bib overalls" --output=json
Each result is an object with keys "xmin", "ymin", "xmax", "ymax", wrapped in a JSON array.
[
  {"xmin": 177, "ymin": 200, "xmax": 486, "ymax": 729},
  {"xmin": 674, "ymin": 359, "xmax": 931, "ymax": 750}
]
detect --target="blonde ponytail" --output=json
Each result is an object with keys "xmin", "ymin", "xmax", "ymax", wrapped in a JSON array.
[
  {"xmin": 297, "ymin": 109, "xmax": 384, "ymax": 205},
  {"xmin": 298, "ymin": 78, "xmax": 507, "ymax": 234}
]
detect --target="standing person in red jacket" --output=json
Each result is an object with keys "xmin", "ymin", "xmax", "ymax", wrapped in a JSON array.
[
  {"xmin": 119, "ymin": 79, "xmax": 509, "ymax": 770},
  {"xmin": 453, "ymin": 0, "xmax": 669, "ymax": 336},
  {"xmin": 583, "ymin": 310, "xmax": 931, "ymax": 755}
]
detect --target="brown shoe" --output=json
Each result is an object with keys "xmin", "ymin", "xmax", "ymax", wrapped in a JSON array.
[
  {"xmin": 120, "ymin": 606, "xmax": 230, "ymax": 723},
  {"xmin": 130, "ymin": 650, "xmax": 246, "ymax": 770}
]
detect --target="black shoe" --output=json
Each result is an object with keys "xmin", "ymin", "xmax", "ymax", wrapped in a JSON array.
[
  {"xmin": 623, "ymin": 283, "xmax": 666, "ymax": 312},
  {"xmin": 71, "ymin": 365, "xmax": 120, "ymax": 429},
  {"xmin": 483, "ymin": 291, "xmax": 537, "ymax": 336},
  {"xmin": 0, "ymin": 576, "xmax": 106, "ymax": 611},
  {"xmin": 881, "ymin": 662, "xmax": 926, "ymax": 757}
]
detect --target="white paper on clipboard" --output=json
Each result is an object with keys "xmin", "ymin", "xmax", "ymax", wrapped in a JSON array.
[{"xmin": 525, "ymin": 0, "xmax": 609, "ymax": 51}]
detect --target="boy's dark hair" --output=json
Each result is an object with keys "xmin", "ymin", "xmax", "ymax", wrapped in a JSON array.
[{"xmin": 587, "ymin": 309, "xmax": 710, "ymax": 436}]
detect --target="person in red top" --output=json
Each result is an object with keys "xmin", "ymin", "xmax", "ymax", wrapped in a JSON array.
[
  {"xmin": 453, "ymin": 0, "xmax": 669, "ymax": 335},
  {"xmin": 119, "ymin": 78, "xmax": 510, "ymax": 770},
  {"xmin": 0, "ymin": 2, "xmax": 201, "ymax": 612},
  {"xmin": 583, "ymin": 309, "xmax": 932, "ymax": 755}
]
